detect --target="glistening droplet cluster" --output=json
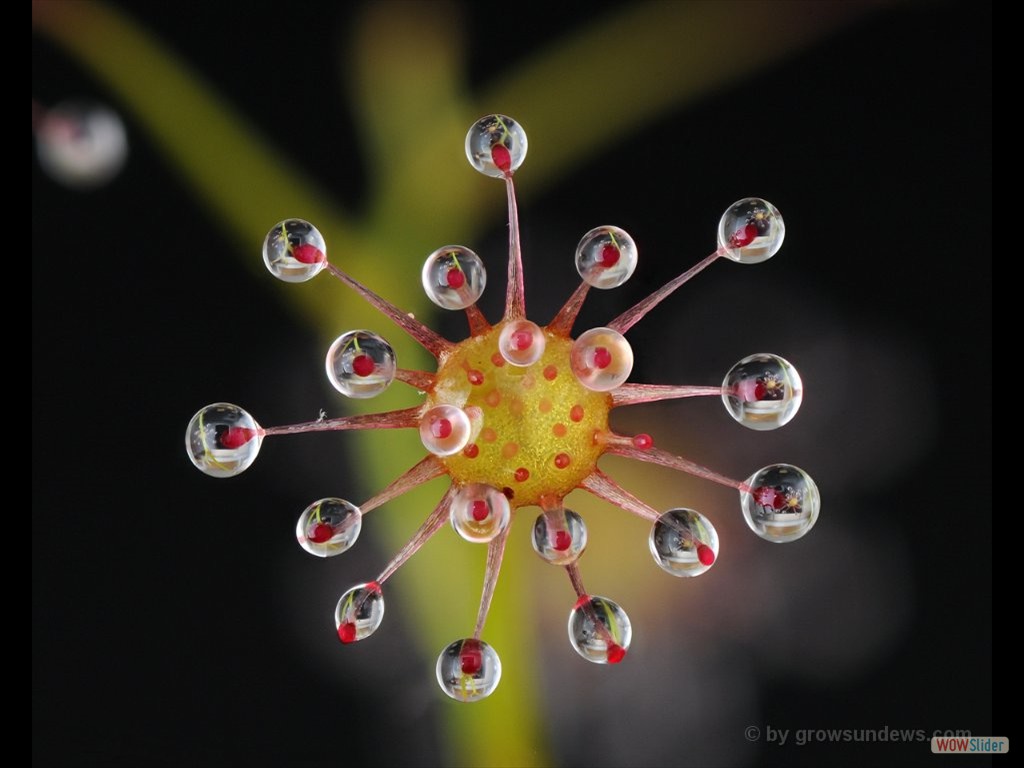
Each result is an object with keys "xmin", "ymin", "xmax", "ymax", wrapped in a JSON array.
[{"xmin": 186, "ymin": 113, "xmax": 820, "ymax": 701}]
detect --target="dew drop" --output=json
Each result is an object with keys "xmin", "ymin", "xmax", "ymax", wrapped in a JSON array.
[
  {"xmin": 568, "ymin": 596, "xmax": 632, "ymax": 664},
  {"xmin": 450, "ymin": 484, "xmax": 511, "ymax": 543},
  {"xmin": 35, "ymin": 101, "xmax": 128, "ymax": 188},
  {"xmin": 575, "ymin": 226, "xmax": 638, "ymax": 289},
  {"xmin": 334, "ymin": 582, "xmax": 384, "ymax": 643},
  {"xmin": 498, "ymin": 320, "xmax": 546, "ymax": 366},
  {"xmin": 741, "ymin": 464, "xmax": 820, "ymax": 542},
  {"xmin": 722, "ymin": 353, "xmax": 803, "ymax": 430},
  {"xmin": 571, "ymin": 328, "xmax": 633, "ymax": 391},
  {"xmin": 649, "ymin": 508, "xmax": 719, "ymax": 577},
  {"xmin": 263, "ymin": 219, "xmax": 328, "ymax": 282},
  {"xmin": 717, "ymin": 198, "xmax": 785, "ymax": 264},
  {"xmin": 326, "ymin": 331, "xmax": 396, "ymax": 398},
  {"xmin": 296, "ymin": 498, "xmax": 362, "ymax": 558},
  {"xmin": 185, "ymin": 403, "xmax": 262, "ymax": 478},
  {"xmin": 420, "ymin": 406, "xmax": 472, "ymax": 456},
  {"xmin": 436, "ymin": 638, "xmax": 502, "ymax": 701},
  {"xmin": 465, "ymin": 114, "xmax": 527, "ymax": 178},
  {"xmin": 532, "ymin": 508, "xmax": 587, "ymax": 565},
  {"xmin": 422, "ymin": 246, "xmax": 486, "ymax": 309}
]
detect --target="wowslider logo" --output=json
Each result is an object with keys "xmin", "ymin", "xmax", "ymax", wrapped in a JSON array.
[{"xmin": 932, "ymin": 737, "xmax": 1008, "ymax": 755}]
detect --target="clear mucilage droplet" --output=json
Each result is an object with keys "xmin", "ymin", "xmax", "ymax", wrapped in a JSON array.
[
  {"xmin": 436, "ymin": 638, "xmax": 502, "ymax": 701},
  {"xmin": 498, "ymin": 320, "xmax": 546, "ymax": 367},
  {"xmin": 325, "ymin": 330, "xmax": 397, "ymax": 399},
  {"xmin": 420, "ymin": 405, "xmax": 473, "ymax": 456},
  {"xmin": 185, "ymin": 403, "xmax": 262, "ymax": 478},
  {"xmin": 570, "ymin": 327, "xmax": 634, "ymax": 391},
  {"xmin": 335, "ymin": 582, "xmax": 384, "ymax": 644},
  {"xmin": 422, "ymin": 246, "xmax": 486, "ymax": 310},
  {"xmin": 649, "ymin": 508, "xmax": 719, "ymax": 577},
  {"xmin": 296, "ymin": 498, "xmax": 362, "ymax": 557},
  {"xmin": 263, "ymin": 218, "xmax": 328, "ymax": 282},
  {"xmin": 450, "ymin": 484, "xmax": 512, "ymax": 543},
  {"xmin": 465, "ymin": 114, "xmax": 527, "ymax": 178},
  {"xmin": 575, "ymin": 226, "xmax": 638, "ymax": 289},
  {"xmin": 722, "ymin": 353, "xmax": 803, "ymax": 430},
  {"xmin": 568, "ymin": 595, "xmax": 632, "ymax": 664},
  {"xmin": 35, "ymin": 101, "xmax": 128, "ymax": 188},
  {"xmin": 531, "ymin": 508, "xmax": 588, "ymax": 565},
  {"xmin": 741, "ymin": 464, "xmax": 820, "ymax": 543},
  {"xmin": 717, "ymin": 198, "xmax": 785, "ymax": 264}
]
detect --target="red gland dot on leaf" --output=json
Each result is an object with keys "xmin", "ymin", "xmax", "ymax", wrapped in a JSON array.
[
  {"xmin": 432, "ymin": 418, "xmax": 453, "ymax": 439},
  {"xmin": 514, "ymin": 467, "xmax": 530, "ymax": 482},
  {"xmin": 632, "ymin": 433, "xmax": 653, "ymax": 450},
  {"xmin": 291, "ymin": 243, "xmax": 325, "ymax": 264},
  {"xmin": 697, "ymin": 544, "xmax": 716, "ymax": 566},
  {"xmin": 337, "ymin": 622, "xmax": 357, "ymax": 644},
  {"xmin": 351, "ymin": 354, "xmax": 375, "ymax": 377},
  {"xmin": 554, "ymin": 453, "xmax": 571, "ymax": 469},
  {"xmin": 446, "ymin": 267, "xmax": 465, "ymax": 289},
  {"xmin": 309, "ymin": 523, "xmax": 334, "ymax": 544},
  {"xmin": 490, "ymin": 144, "xmax": 511, "ymax": 173},
  {"xmin": 600, "ymin": 244, "xmax": 620, "ymax": 268}
]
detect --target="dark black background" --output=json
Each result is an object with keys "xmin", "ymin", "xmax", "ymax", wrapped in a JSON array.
[{"xmin": 33, "ymin": 2, "xmax": 991, "ymax": 766}]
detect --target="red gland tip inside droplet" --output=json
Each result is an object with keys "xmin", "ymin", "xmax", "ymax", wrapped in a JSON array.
[
  {"xmin": 218, "ymin": 426, "xmax": 256, "ymax": 449},
  {"xmin": 491, "ymin": 143, "xmax": 512, "ymax": 172},
  {"xmin": 471, "ymin": 500, "xmax": 489, "ymax": 522},
  {"xmin": 461, "ymin": 644, "xmax": 483, "ymax": 675},
  {"xmin": 606, "ymin": 643, "xmax": 627, "ymax": 664},
  {"xmin": 753, "ymin": 380, "xmax": 768, "ymax": 400},
  {"xmin": 337, "ymin": 622, "xmax": 357, "ymax": 644},
  {"xmin": 632, "ymin": 433, "xmax": 653, "ymax": 450},
  {"xmin": 553, "ymin": 530, "xmax": 572, "ymax": 551},
  {"xmin": 511, "ymin": 330, "xmax": 533, "ymax": 351},
  {"xmin": 432, "ymin": 418, "xmax": 453, "ymax": 439},
  {"xmin": 291, "ymin": 243, "xmax": 325, "ymax": 264},
  {"xmin": 309, "ymin": 522, "xmax": 334, "ymax": 544},
  {"xmin": 600, "ymin": 244, "xmax": 620, "ymax": 268},
  {"xmin": 697, "ymin": 544, "xmax": 716, "ymax": 566},
  {"xmin": 592, "ymin": 347, "xmax": 612, "ymax": 369},
  {"xmin": 352, "ymin": 354, "xmax": 375, "ymax": 377},
  {"xmin": 730, "ymin": 223, "xmax": 759, "ymax": 248},
  {"xmin": 754, "ymin": 486, "xmax": 786, "ymax": 510},
  {"xmin": 446, "ymin": 267, "xmax": 466, "ymax": 289}
]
